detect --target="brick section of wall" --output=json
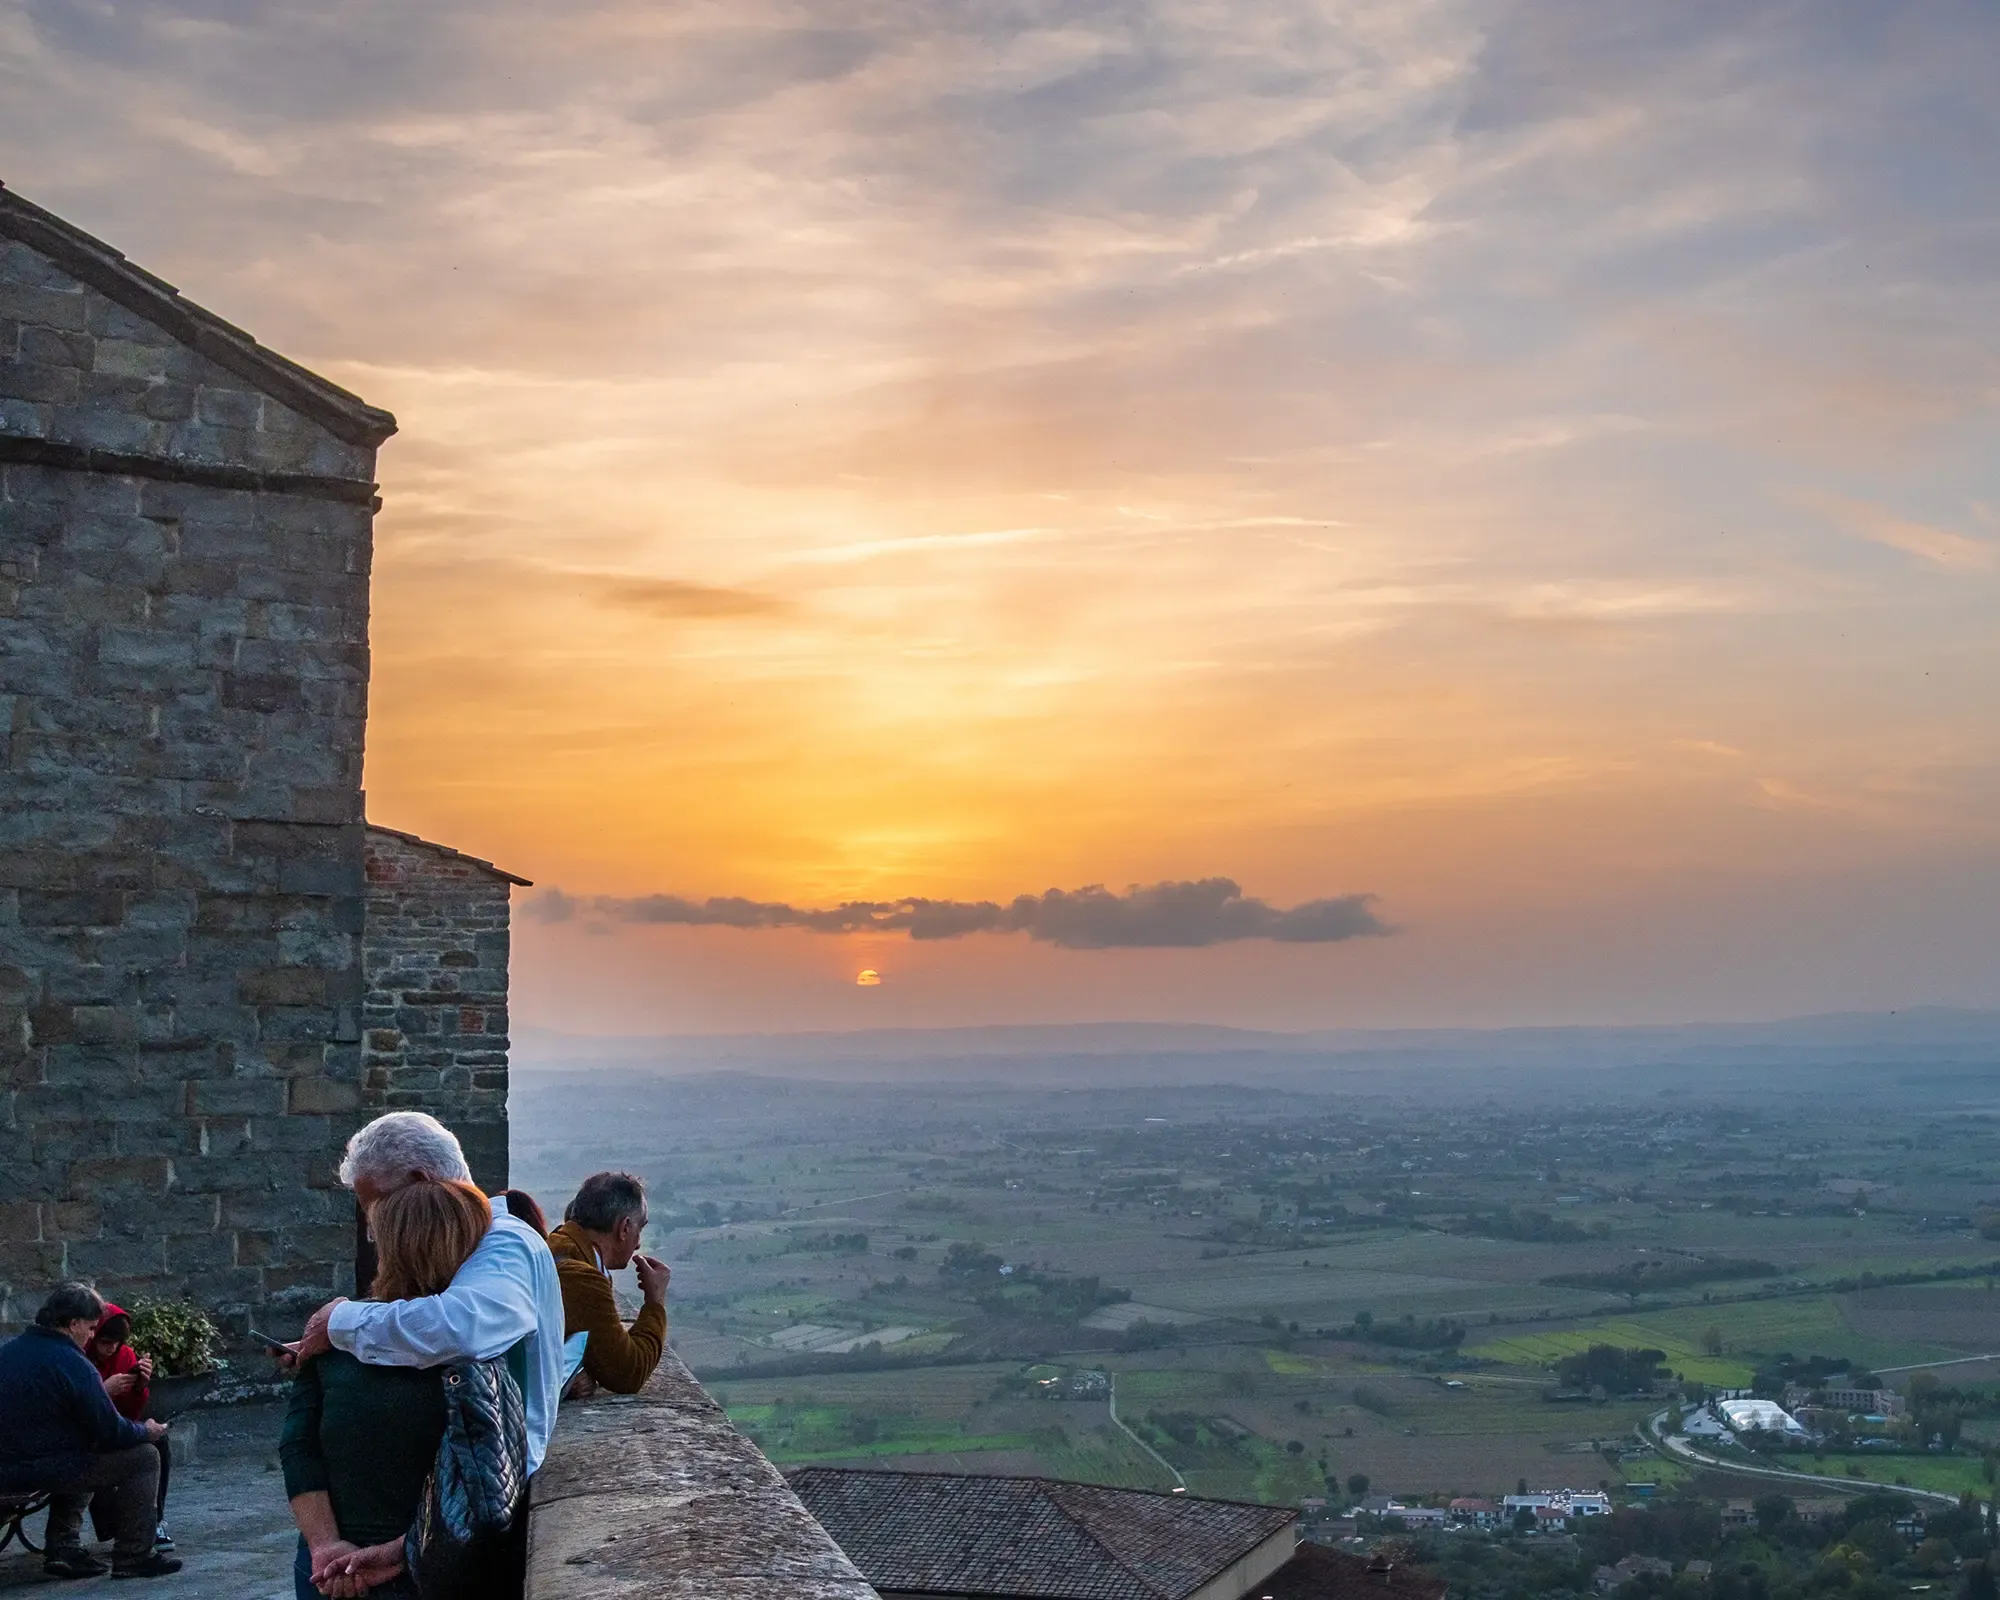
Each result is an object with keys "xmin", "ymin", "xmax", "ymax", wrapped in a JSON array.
[
  {"xmin": 360, "ymin": 830, "xmax": 515, "ymax": 1192},
  {"xmin": 0, "ymin": 237, "xmax": 376, "ymax": 1333}
]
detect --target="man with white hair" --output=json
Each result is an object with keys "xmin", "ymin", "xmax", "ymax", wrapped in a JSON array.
[{"xmin": 291, "ymin": 1112, "xmax": 564, "ymax": 1484}]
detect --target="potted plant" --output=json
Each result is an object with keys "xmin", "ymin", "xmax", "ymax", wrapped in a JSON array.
[{"xmin": 127, "ymin": 1301, "xmax": 223, "ymax": 1420}]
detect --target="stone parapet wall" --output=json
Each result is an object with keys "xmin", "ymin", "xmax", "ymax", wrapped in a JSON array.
[
  {"xmin": 526, "ymin": 1352, "xmax": 880, "ymax": 1600},
  {"xmin": 0, "ymin": 215, "xmax": 387, "ymax": 1334},
  {"xmin": 359, "ymin": 828, "xmax": 522, "ymax": 1192}
]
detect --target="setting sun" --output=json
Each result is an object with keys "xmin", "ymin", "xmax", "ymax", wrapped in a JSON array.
[{"xmin": 855, "ymin": 969, "xmax": 882, "ymax": 988}]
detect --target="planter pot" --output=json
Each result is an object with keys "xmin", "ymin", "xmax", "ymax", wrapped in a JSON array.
[{"xmin": 146, "ymin": 1370, "xmax": 220, "ymax": 1421}]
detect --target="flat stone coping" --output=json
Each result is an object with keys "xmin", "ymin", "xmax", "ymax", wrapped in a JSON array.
[{"xmin": 525, "ymin": 1352, "xmax": 880, "ymax": 1600}]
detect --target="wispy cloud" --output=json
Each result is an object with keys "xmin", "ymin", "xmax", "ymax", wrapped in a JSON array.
[
  {"xmin": 527, "ymin": 878, "xmax": 1390, "ymax": 948},
  {"xmin": 1817, "ymin": 496, "xmax": 1996, "ymax": 574},
  {"xmin": 592, "ymin": 575, "xmax": 789, "ymax": 619}
]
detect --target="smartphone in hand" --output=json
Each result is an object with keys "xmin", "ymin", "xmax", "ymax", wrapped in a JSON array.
[{"xmin": 248, "ymin": 1328, "xmax": 298, "ymax": 1361}]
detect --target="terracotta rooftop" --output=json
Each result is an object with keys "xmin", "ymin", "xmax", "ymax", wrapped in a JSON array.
[
  {"xmin": 0, "ymin": 179, "xmax": 397, "ymax": 449},
  {"xmin": 788, "ymin": 1468, "xmax": 1297, "ymax": 1600},
  {"xmin": 1256, "ymin": 1543, "xmax": 1450, "ymax": 1600},
  {"xmin": 365, "ymin": 823, "xmax": 534, "ymax": 886}
]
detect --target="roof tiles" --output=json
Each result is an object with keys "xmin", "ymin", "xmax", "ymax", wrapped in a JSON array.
[{"xmin": 788, "ymin": 1469, "xmax": 1296, "ymax": 1600}]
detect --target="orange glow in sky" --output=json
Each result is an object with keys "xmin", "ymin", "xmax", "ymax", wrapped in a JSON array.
[{"xmin": 12, "ymin": 4, "xmax": 1997, "ymax": 1031}]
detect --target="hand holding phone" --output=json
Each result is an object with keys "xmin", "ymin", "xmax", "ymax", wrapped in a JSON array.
[{"xmin": 249, "ymin": 1327, "xmax": 300, "ymax": 1365}]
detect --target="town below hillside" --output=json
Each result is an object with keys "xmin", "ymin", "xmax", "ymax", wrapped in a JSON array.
[{"xmin": 512, "ymin": 1044, "xmax": 2000, "ymax": 1600}]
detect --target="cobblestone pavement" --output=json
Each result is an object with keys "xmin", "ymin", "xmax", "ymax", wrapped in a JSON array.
[{"xmin": 0, "ymin": 1402, "xmax": 297, "ymax": 1598}]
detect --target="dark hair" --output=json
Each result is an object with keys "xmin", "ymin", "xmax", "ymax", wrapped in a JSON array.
[
  {"xmin": 566, "ymin": 1171, "xmax": 647, "ymax": 1233},
  {"xmin": 502, "ymin": 1188, "xmax": 548, "ymax": 1235},
  {"xmin": 36, "ymin": 1281, "xmax": 105, "ymax": 1330}
]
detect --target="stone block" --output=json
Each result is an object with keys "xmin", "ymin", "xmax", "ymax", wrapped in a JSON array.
[
  {"xmin": 0, "ymin": 1239, "xmax": 70, "ymax": 1280},
  {"xmin": 98, "ymin": 626, "xmax": 196, "ymax": 671},
  {"xmin": 91, "ymin": 338, "xmax": 169, "ymax": 380},
  {"xmin": 67, "ymin": 1154, "xmax": 174, "ymax": 1197},
  {"xmin": 65, "ymin": 1235, "xmax": 166, "ymax": 1277},
  {"xmin": 261, "ymin": 1260, "xmax": 342, "ymax": 1298},
  {"xmin": 18, "ymin": 889, "xmax": 124, "ymax": 927},
  {"xmin": 220, "ymin": 1186, "xmax": 339, "ymax": 1231},
  {"xmin": 0, "ymin": 281, "xmax": 89, "ymax": 330},
  {"xmin": 0, "ymin": 358, "xmax": 80, "ymax": 403},
  {"xmin": 196, "ymin": 1117, "xmax": 254, "ymax": 1157},
  {"xmin": 163, "ymin": 1229, "xmax": 238, "ymax": 1274},
  {"xmin": 251, "ymin": 1112, "xmax": 341, "ymax": 1153},
  {"xmin": 188, "ymin": 1076, "xmax": 288, "ymax": 1117},
  {"xmin": 44, "ymin": 1200, "xmax": 102, "ymax": 1241},
  {"xmin": 172, "ymin": 1154, "xmax": 290, "ymax": 1195},
  {"xmin": 0, "ymin": 1200, "xmax": 42, "ymax": 1241},
  {"xmin": 287, "ymin": 1075, "xmax": 360, "ymax": 1115},
  {"xmin": 195, "ymin": 386, "xmax": 261, "ymax": 429},
  {"xmin": 237, "ymin": 967, "xmax": 327, "ymax": 1007}
]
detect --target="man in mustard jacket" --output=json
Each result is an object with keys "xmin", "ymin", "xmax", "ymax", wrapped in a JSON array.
[{"xmin": 549, "ymin": 1172, "xmax": 669, "ymax": 1394}]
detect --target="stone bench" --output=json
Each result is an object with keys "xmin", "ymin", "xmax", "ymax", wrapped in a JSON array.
[{"xmin": 525, "ymin": 1352, "xmax": 880, "ymax": 1600}]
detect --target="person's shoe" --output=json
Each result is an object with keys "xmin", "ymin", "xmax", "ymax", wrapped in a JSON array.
[
  {"xmin": 111, "ymin": 1552, "xmax": 184, "ymax": 1578},
  {"xmin": 44, "ymin": 1546, "xmax": 111, "ymax": 1578},
  {"xmin": 153, "ymin": 1522, "xmax": 175, "ymax": 1552}
]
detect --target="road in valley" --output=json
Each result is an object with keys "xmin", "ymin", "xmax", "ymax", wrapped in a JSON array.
[{"xmin": 1645, "ymin": 1410, "xmax": 1961, "ymax": 1508}]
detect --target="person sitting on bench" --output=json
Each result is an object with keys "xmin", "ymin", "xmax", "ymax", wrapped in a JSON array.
[{"xmin": 0, "ymin": 1282, "xmax": 181, "ymax": 1581}]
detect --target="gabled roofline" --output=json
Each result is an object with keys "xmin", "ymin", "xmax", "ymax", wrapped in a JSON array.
[
  {"xmin": 0, "ymin": 180, "xmax": 397, "ymax": 450},
  {"xmin": 365, "ymin": 824, "xmax": 533, "ymax": 887}
]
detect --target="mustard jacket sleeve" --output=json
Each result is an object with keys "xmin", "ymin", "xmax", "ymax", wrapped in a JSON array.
[{"xmin": 557, "ymin": 1257, "xmax": 666, "ymax": 1395}]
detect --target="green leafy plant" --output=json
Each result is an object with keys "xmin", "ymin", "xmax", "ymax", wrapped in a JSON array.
[{"xmin": 126, "ymin": 1300, "xmax": 221, "ymax": 1377}]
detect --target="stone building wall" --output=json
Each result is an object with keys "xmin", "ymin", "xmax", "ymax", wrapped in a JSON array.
[
  {"xmin": 360, "ymin": 826, "xmax": 527, "ymax": 1193},
  {"xmin": 0, "ymin": 183, "xmax": 396, "ymax": 1333}
]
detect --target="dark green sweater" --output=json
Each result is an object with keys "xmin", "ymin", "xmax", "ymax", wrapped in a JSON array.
[{"xmin": 279, "ymin": 1352, "xmax": 447, "ymax": 1547}]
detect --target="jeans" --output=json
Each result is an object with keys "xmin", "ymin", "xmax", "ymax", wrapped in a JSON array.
[
  {"xmin": 293, "ymin": 1536, "xmax": 420, "ymax": 1600},
  {"xmin": 45, "ymin": 1444, "xmax": 156, "ymax": 1564}
]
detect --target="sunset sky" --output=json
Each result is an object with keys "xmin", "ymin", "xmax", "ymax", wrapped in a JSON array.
[{"xmin": 7, "ymin": 2, "xmax": 1997, "ymax": 1032}]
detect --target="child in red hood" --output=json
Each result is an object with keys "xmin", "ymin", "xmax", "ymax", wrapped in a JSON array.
[{"xmin": 85, "ymin": 1306, "xmax": 174, "ymax": 1555}]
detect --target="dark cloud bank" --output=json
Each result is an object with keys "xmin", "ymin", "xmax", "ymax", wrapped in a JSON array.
[{"xmin": 527, "ymin": 878, "xmax": 1388, "ymax": 949}]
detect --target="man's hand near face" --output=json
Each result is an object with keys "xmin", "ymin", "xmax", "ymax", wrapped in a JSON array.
[{"xmin": 633, "ymin": 1254, "xmax": 670, "ymax": 1308}]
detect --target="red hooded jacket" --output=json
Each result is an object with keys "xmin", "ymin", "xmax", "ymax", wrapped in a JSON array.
[{"xmin": 87, "ymin": 1304, "xmax": 150, "ymax": 1421}]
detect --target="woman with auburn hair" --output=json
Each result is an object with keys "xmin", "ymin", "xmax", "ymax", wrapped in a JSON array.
[{"xmin": 281, "ymin": 1178, "xmax": 492, "ymax": 1600}]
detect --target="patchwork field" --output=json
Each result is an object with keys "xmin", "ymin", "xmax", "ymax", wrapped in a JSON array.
[{"xmin": 512, "ymin": 1065, "xmax": 2000, "ymax": 1512}]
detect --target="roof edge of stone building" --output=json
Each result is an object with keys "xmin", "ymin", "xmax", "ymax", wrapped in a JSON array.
[
  {"xmin": 0, "ymin": 179, "xmax": 398, "ymax": 450},
  {"xmin": 365, "ymin": 822, "xmax": 534, "ymax": 886}
]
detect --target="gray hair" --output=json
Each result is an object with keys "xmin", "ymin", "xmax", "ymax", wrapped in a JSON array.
[
  {"xmin": 36, "ymin": 1281, "xmax": 104, "ymax": 1329},
  {"xmin": 339, "ymin": 1112, "xmax": 472, "ymax": 1191},
  {"xmin": 566, "ymin": 1171, "xmax": 647, "ymax": 1233}
]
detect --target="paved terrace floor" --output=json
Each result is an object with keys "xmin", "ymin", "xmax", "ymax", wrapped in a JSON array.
[{"xmin": 1, "ymin": 1403, "xmax": 298, "ymax": 1599}]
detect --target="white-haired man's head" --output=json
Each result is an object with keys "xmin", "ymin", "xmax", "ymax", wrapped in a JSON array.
[{"xmin": 340, "ymin": 1112, "xmax": 473, "ymax": 1211}]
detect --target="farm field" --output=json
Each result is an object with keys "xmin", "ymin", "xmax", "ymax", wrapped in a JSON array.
[
  {"xmin": 511, "ymin": 1063, "xmax": 2000, "ymax": 1511},
  {"xmin": 1466, "ymin": 1287, "xmax": 1989, "ymax": 1384}
]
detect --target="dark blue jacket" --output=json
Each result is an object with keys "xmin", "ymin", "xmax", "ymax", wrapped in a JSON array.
[{"xmin": 0, "ymin": 1324, "xmax": 151, "ymax": 1491}]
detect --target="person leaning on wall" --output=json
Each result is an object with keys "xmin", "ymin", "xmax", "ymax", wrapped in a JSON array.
[{"xmin": 548, "ymin": 1172, "xmax": 669, "ymax": 1396}]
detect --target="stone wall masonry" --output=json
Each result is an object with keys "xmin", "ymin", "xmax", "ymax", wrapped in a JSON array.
[
  {"xmin": 526, "ymin": 1352, "xmax": 880, "ymax": 1600},
  {"xmin": 0, "ymin": 229, "xmax": 385, "ymax": 1334},
  {"xmin": 360, "ymin": 828, "xmax": 522, "ymax": 1192},
  {"xmin": 0, "ymin": 236, "xmax": 376, "ymax": 481}
]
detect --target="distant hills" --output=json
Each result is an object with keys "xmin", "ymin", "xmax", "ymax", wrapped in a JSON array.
[{"xmin": 512, "ymin": 1008, "xmax": 2000, "ymax": 1102}]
